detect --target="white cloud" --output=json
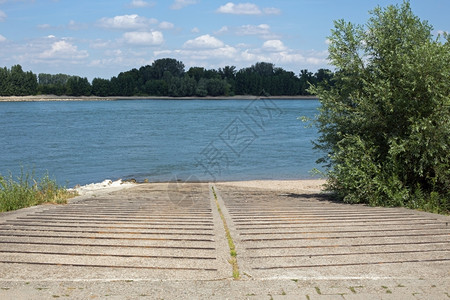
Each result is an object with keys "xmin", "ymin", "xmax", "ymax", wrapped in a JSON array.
[
  {"xmin": 39, "ymin": 40, "xmax": 89, "ymax": 60},
  {"xmin": 129, "ymin": 0, "xmax": 154, "ymax": 8},
  {"xmin": 235, "ymin": 24, "xmax": 279, "ymax": 39},
  {"xmin": 217, "ymin": 2, "xmax": 261, "ymax": 15},
  {"xmin": 263, "ymin": 40, "xmax": 287, "ymax": 52},
  {"xmin": 217, "ymin": 2, "xmax": 281, "ymax": 16},
  {"xmin": 98, "ymin": 15, "xmax": 157, "ymax": 30},
  {"xmin": 0, "ymin": 34, "xmax": 6, "ymax": 42},
  {"xmin": 216, "ymin": 26, "xmax": 229, "ymax": 34},
  {"xmin": 68, "ymin": 20, "xmax": 88, "ymax": 30},
  {"xmin": 159, "ymin": 21, "xmax": 174, "ymax": 30},
  {"xmin": 37, "ymin": 24, "xmax": 52, "ymax": 29},
  {"xmin": 170, "ymin": 0, "xmax": 197, "ymax": 10},
  {"xmin": 90, "ymin": 39, "xmax": 113, "ymax": 49},
  {"xmin": 183, "ymin": 34, "xmax": 224, "ymax": 49},
  {"xmin": 263, "ymin": 7, "xmax": 281, "ymax": 15},
  {"xmin": 0, "ymin": 10, "xmax": 7, "ymax": 22},
  {"xmin": 123, "ymin": 31, "xmax": 164, "ymax": 46},
  {"xmin": 191, "ymin": 27, "xmax": 200, "ymax": 33},
  {"xmin": 216, "ymin": 24, "xmax": 279, "ymax": 40},
  {"xmin": 154, "ymin": 45, "xmax": 239, "ymax": 67}
]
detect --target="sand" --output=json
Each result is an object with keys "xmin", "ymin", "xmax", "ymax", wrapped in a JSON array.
[
  {"xmin": 215, "ymin": 179, "xmax": 327, "ymax": 194},
  {"xmin": 67, "ymin": 179, "xmax": 327, "ymax": 198}
]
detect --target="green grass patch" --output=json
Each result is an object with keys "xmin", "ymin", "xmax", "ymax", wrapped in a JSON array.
[
  {"xmin": 212, "ymin": 186, "xmax": 240, "ymax": 279},
  {"xmin": 0, "ymin": 169, "xmax": 77, "ymax": 212}
]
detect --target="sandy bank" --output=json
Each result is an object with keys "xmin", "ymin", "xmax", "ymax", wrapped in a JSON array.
[
  {"xmin": 215, "ymin": 179, "xmax": 327, "ymax": 194},
  {"xmin": 0, "ymin": 95, "xmax": 318, "ymax": 102},
  {"xmin": 68, "ymin": 179, "xmax": 326, "ymax": 198}
]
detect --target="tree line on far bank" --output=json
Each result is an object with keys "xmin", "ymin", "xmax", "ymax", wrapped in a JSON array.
[{"xmin": 0, "ymin": 60, "xmax": 333, "ymax": 97}]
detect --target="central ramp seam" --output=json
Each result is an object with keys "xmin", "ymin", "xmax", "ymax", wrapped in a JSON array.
[{"xmin": 211, "ymin": 185, "xmax": 240, "ymax": 279}]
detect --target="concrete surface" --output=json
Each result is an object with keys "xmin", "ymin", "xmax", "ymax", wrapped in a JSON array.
[{"xmin": 0, "ymin": 182, "xmax": 448, "ymax": 299}]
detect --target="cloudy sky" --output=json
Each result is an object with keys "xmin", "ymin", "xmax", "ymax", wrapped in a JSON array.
[{"xmin": 0, "ymin": 0, "xmax": 448, "ymax": 80}]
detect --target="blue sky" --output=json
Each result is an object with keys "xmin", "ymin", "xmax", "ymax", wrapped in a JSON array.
[{"xmin": 0, "ymin": 0, "xmax": 448, "ymax": 80}]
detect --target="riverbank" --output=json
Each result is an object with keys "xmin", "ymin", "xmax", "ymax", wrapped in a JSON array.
[
  {"xmin": 66, "ymin": 179, "xmax": 326, "ymax": 199},
  {"xmin": 0, "ymin": 95, "xmax": 318, "ymax": 102},
  {"xmin": 216, "ymin": 179, "xmax": 326, "ymax": 193}
]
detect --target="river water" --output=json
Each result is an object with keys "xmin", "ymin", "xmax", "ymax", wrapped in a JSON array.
[{"xmin": 0, "ymin": 99, "xmax": 323, "ymax": 187}]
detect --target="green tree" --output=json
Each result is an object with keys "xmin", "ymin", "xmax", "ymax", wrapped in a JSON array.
[
  {"xmin": 299, "ymin": 69, "xmax": 313, "ymax": 95},
  {"xmin": 180, "ymin": 75, "xmax": 197, "ymax": 97},
  {"xmin": 311, "ymin": 1, "xmax": 450, "ymax": 213},
  {"xmin": 0, "ymin": 67, "xmax": 12, "ymax": 96},
  {"xmin": 92, "ymin": 78, "xmax": 111, "ymax": 96},
  {"xmin": 7, "ymin": 65, "xmax": 37, "ymax": 96},
  {"xmin": 38, "ymin": 73, "xmax": 72, "ymax": 95},
  {"xmin": 66, "ymin": 76, "xmax": 91, "ymax": 96},
  {"xmin": 195, "ymin": 78, "xmax": 208, "ymax": 97},
  {"xmin": 151, "ymin": 58, "xmax": 185, "ymax": 79},
  {"xmin": 207, "ymin": 78, "xmax": 228, "ymax": 96}
]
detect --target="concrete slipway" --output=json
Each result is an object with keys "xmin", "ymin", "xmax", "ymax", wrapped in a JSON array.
[{"xmin": 0, "ymin": 182, "xmax": 448, "ymax": 299}]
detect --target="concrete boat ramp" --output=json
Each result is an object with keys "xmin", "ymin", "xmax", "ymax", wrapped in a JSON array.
[{"xmin": 0, "ymin": 183, "xmax": 448, "ymax": 299}]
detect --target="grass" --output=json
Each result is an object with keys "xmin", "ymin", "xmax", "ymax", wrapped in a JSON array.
[
  {"xmin": 0, "ymin": 169, "xmax": 77, "ymax": 212},
  {"xmin": 211, "ymin": 186, "xmax": 240, "ymax": 279},
  {"xmin": 381, "ymin": 286, "xmax": 392, "ymax": 294}
]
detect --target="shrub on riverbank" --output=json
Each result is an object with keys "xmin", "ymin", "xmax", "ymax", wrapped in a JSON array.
[
  {"xmin": 0, "ymin": 170, "xmax": 76, "ymax": 212},
  {"xmin": 312, "ymin": 1, "xmax": 449, "ymax": 214}
]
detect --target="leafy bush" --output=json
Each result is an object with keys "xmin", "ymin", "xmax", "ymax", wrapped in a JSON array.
[
  {"xmin": 311, "ymin": 1, "xmax": 450, "ymax": 213},
  {"xmin": 0, "ymin": 170, "xmax": 76, "ymax": 212}
]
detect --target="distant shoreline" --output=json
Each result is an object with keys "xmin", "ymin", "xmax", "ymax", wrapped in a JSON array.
[{"xmin": 0, "ymin": 95, "xmax": 318, "ymax": 102}]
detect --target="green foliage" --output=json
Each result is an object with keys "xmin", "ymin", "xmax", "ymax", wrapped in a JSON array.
[
  {"xmin": 0, "ymin": 65, "xmax": 37, "ymax": 96},
  {"xmin": 66, "ymin": 76, "xmax": 91, "ymax": 96},
  {"xmin": 311, "ymin": 1, "xmax": 450, "ymax": 213},
  {"xmin": 0, "ymin": 169, "xmax": 76, "ymax": 212},
  {"xmin": 91, "ymin": 78, "xmax": 112, "ymax": 97},
  {"xmin": 1, "ymin": 59, "xmax": 334, "ymax": 97}
]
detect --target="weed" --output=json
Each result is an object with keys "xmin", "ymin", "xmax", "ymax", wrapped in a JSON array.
[
  {"xmin": 212, "ymin": 186, "xmax": 239, "ymax": 279},
  {"xmin": 291, "ymin": 279, "xmax": 298, "ymax": 283},
  {"xmin": 397, "ymin": 284, "xmax": 405, "ymax": 287},
  {"xmin": 0, "ymin": 169, "xmax": 76, "ymax": 212},
  {"xmin": 281, "ymin": 290, "xmax": 286, "ymax": 295},
  {"xmin": 349, "ymin": 286, "xmax": 357, "ymax": 294},
  {"xmin": 315, "ymin": 287, "xmax": 321, "ymax": 295},
  {"xmin": 306, "ymin": 295, "xmax": 311, "ymax": 300}
]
